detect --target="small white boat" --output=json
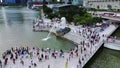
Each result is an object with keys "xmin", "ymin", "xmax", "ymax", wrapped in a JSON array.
[{"xmin": 104, "ymin": 40, "xmax": 120, "ymax": 50}]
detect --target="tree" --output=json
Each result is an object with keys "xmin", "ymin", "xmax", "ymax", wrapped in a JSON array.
[
  {"xmin": 81, "ymin": 13, "xmax": 94, "ymax": 25},
  {"xmin": 42, "ymin": 5, "xmax": 53, "ymax": 16},
  {"xmin": 78, "ymin": 7, "xmax": 87, "ymax": 16},
  {"xmin": 73, "ymin": 10, "xmax": 94, "ymax": 25},
  {"xmin": 58, "ymin": 5, "xmax": 80, "ymax": 22},
  {"xmin": 41, "ymin": 5, "xmax": 97, "ymax": 26},
  {"xmin": 47, "ymin": 12, "xmax": 60, "ymax": 19},
  {"xmin": 107, "ymin": 4, "xmax": 112, "ymax": 11},
  {"xmin": 73, "ymin": 14, "xmax": 81, "ymax": 25},
  {"xmin": 73, "ymin": 13, "xmax": 102, "ymax": 26},
  {"xmin": 93, "ymin": 17, "xmax": 102, "ymax": 23},
  {"xmin": 97, "ymin": 5, "xmax": 100, "ymax": 9}
]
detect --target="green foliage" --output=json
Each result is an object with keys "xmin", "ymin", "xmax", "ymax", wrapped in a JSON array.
[
  {"xmin": 47, "ymin": 12, "xmax": 59, "ymax": 19},
  {"xmin": 88, "ymin": 8, "xmax": 107, "ymax": 11},
  {"xmin": 47, "ymin": 13, "xmax": 55, "ymax": 19},
  {"xmin": 93, "ymin": 17, "xmax": 102, "ymax": 23},
  {"xmin": 96, "ymin": 9, "xmax": 107, "ymax": 11},
  {"xmin": 57, "ymin": 6, "xmax": 86, "ymax": 22},
  {"xmin": 42, "ymin": 5, "xmax": 53, "ymax": 15},
  {"xmin": 42, "ymin": 5, "xmax": 101, "ymax": 25},
  {"xmin": 73, "ymin": 13, "xmax": 93, "ymax": 25},
  {"xmin": 107, "ymin": 4, "xmax": 112, "ymax": 11},
  {"xmin": 79, "ymin": 13, "xmax": 94, "ymax": 25},
  {"xmin": 88, "ymin": 8, "xmax": 97, "ymax": 12},
  {"xmin": 117, "ymin": 9, "xmax": 120, "ymax": 12},
  {"xmin": 78, "ymin": 7, "xmax": 87, "ymax": 16},
  {"xmin": 73, "ymin": 13, "xmax": 102, "ymax": 25},
  {"xmin": 73, "ymin": 14, "xmax": 81, "ymax": 25}
]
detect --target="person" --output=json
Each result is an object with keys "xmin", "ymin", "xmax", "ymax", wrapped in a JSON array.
[
  {"xmin": 13, "ymin": 58, "xmax": 15, "ymax": 64},
  {"xmin": 10, "ymin": 53, "xmax": 13, "ymax": 59},
  {"xmin": 29, "ymin": 66, "xmax": 31, "ymax": 68},
  {"xmin": 20, "ymin": 59, "xmax": 24, "ymax": 65},
  {"xmin": 70, "ymin": 51, "xmax": 73, "ymax": 58},
  {"xmin": 4, "ymin": 58, "xmax": 8, "ymax": 66},
  {"xmin": 30, "ymin": 52, "xmax": 33, "ymax": 59},
  {"xmin": 41, "ymin": 53, "xmax": 44, "ymax": 59},
  {"xmin": 59, "ymin": 49, "xmax": 64, "ymax": 57},
  {"xmin": 65, "ymin": 59, "xmax": 68, "ymax": 68},
  {"xmin": 38, "ymin": 57, "xmax": 42, "ymax": 62},
  {"xmin": 48, "ymin": 64, "xmax": 50, "ymax": 68},
  {"xmin": 78, "ymin": 58, "xmax": 81, "ymax": 68},
  {"xmin": 0, "ymin": 60, "xmax": 2, "ymax": 68},
  {"xmin": 34, "ymin": 63, "xmax": 37, "ymax": 67}
]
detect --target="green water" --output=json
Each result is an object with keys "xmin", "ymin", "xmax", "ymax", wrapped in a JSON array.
[
  {"xmin": 112, "ymin": 26, "xmax": 120, "ymax": 39},
  {"xmin": 84, "ymin": 26, "xmax": 120, "ymax": 68},
  {"xmin": 84, "ymin": 47, "xmax": 120, "ymax": 68},
  {"xmin": 0, "ymin": 7, "xmax": 75, "ymax": 56}
]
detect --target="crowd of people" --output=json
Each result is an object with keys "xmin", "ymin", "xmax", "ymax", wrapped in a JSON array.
[
  {"xmin": 0, "ymin": 18, "xmax": 117, "ymax": 68},
  {"xmin": 33, "ymin": 20, "xmax": 62, "ymax": 32},
  {"xmin": 0, "ymin": 46, "xmax": 80, "ymax": 68},
  {"xmin": 1, "ymin": 26, "xmax": 108, "ymax": 68}
]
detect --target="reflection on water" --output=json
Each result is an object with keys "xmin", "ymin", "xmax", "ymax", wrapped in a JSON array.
[{"xmin": 0, "ymin": 7, "xmax": 75, "ymax": 56}]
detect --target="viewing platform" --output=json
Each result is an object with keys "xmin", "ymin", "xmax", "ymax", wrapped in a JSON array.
[
  {"xmin": 63, "ymin": 24, "xmax": 118, "ymax": 68},
  {"xmin": 0, "ymin": 23, "xmax": 118, "ymax": 68},
  {"xmin": 33, "ymin": 21, "xmax": 119, "ymax": 68}
]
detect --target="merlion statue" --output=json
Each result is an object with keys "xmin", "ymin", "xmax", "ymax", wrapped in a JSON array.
[{"xmin": 60, "ymin": 17, "xmax": 66, "ymax": 27}]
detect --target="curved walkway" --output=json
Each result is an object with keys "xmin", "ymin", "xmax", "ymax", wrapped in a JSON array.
[{"xmin": 0, "ymin": 23, "xmax": 118, "ymax": 68}]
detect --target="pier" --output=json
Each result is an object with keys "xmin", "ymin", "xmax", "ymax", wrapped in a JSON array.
[
  {"xmin": 0, "ymin": 23, "xmax": 118, "ymax": 68},
  {"xmin": 33, "ymin": 21, "xmax": 119, "ymax": 68}
]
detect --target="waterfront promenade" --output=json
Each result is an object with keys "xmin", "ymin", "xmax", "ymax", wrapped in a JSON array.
[
  {"xmin": 33, "ymin": 22, "xmax": 118, "ymax": 68},
  {"xmin": 0, "ymin": 22, "xmax": 118, "ymax": 68}
]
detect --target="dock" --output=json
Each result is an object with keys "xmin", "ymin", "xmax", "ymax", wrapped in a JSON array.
[
  {"xmin": 33, "ymin": 23, "xmax": 119, "ymax": 68},
  {"xmin": 1, "ymin": 24, "xmax": 118, "ymax": 68}
]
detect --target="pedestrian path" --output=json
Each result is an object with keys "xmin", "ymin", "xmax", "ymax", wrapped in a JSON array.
[
  {"xmin": 1, "ymin": 47, "xmax": 79, "ymax": 68},
  {"xmin": 0, "ymin": 23, "xmax": 119, "ymax": 68},
  {"xmin": 63, "ymin": 32, "xmax": 85, "ymax": 45},
  {"xmin": 33, "ymin": 23, "xmax": 119, "ymax": 68}
]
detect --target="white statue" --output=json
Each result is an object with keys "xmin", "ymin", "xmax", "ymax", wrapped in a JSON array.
[{"xmin": 60, "ymin": 17, "xmax": 67, "ymax": 28}]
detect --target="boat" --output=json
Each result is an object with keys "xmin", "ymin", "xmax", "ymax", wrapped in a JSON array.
[{"xmin": 104, "ymin": 40, "xmax": 120, "ymax": 50}]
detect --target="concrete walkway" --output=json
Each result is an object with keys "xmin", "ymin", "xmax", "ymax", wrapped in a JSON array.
[
  {"xmin": 1, "ymin": 24, "xmax": 118, "ymax": 68},
  {"xmin": 1, "ymin": 52, "xmax": 79, "ymax": 68}
]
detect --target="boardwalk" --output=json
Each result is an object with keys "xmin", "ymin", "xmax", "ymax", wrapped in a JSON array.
[{"xmin": 62, "ymin": 24, "xmax": 118, "ymax": 68}]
